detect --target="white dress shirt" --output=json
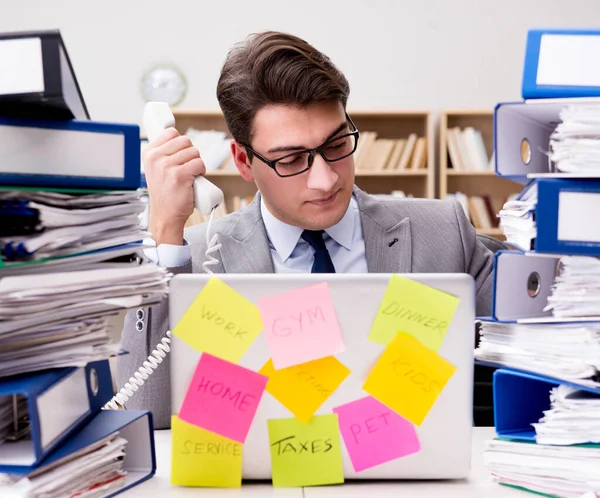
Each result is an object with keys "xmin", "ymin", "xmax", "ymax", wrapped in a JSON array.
[{"xmin": 147, "ymin": 195, "xmax": 368, "ymax": 273}]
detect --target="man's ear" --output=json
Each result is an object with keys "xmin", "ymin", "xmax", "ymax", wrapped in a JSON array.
[{"xmin": 231, "ymin": 140, "xmax": 254, "ymax": 182}]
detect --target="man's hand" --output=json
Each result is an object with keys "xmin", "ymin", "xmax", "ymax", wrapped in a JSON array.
[{"xmin": 143, "ymin": 128, "xmax": 206, "ymax": 245}]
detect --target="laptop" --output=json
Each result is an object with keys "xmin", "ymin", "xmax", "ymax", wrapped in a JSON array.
[{"xmin": 168, "ymin": 273, "xmax": 475, "ymax": 480}]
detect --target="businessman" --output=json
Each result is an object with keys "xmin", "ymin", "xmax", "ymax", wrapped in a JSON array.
[{"xmin": 118, "ymin": 31, "xmax": 495, "ymax": 429}]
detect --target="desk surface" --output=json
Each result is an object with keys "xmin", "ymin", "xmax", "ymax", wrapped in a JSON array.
[{"xmin": 123, "ymin": 427, "xmax": 526, "ymax": 497}]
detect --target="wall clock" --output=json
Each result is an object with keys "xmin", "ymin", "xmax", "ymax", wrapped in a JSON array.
[{"xmin": 141, "ymin": 64, "xmax": 187, "ymax": 106}]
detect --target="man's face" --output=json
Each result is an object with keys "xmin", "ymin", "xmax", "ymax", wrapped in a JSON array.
[{"xmin": 234, "ymin": 101, "xmax": 355, "ymax": 230}]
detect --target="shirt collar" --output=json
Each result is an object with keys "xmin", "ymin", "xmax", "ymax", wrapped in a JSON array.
[{"xmin": 260, "ymin": 195, "xmax": 358, "ymax": 262}]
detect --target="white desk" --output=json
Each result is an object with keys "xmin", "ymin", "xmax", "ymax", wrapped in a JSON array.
[{"xmin": 123, "ymin": 427, "xmax": 526, "ymax": 497}]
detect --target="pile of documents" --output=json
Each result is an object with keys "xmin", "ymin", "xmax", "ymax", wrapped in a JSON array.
[{"xmin": 497, "ymin": 182, "xmax": 537, "ymax": 251}]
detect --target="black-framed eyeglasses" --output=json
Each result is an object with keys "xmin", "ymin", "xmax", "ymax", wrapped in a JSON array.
[{"xmin": 240, "ymin": 113, "xmax": 360, "ymax": 178}]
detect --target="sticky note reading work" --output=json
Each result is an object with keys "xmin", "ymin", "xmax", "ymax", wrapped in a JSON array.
[
  {"xmin": 171, "ymin": 415, "xmax": 242, "ymax": 487},
  {"xmin": 368, "ymin": 275, "xmax": 459, "ymax": 352},
  {"xmin": 178, "ymin": 353, "xmax": 268, "ymax": 443},
  {"xmin": 333, "ymin": 396, "xmax": 420, "ymax": 472},
  {"xmin": 363, "ymin": 332, "xmax": 457, "ymax": 426},
  {"xmin": 268, "ymin": 414, "xmax": 344, "ymax": 488},
  {"xmin": 259, "ymin": 357, "xmax": 350, "ymax": 423},
  {"xmin": 173, "ymin": 278, "xmax": 263, "ymax": 363},
  {"xmin": 258, "ymin": 282, "xmax": 344, "ymax": 369}
]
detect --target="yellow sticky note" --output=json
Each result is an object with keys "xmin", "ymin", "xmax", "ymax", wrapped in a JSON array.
[
  {"xmin": 363, "ymin": 332, "xmax": 457, "ymax": 426},
  {"xmin": 259, "ymin": 357, "xmax": 350, "ymax": 423},
  {"xmin": 170, "ymin": 415, "xmax": 243, "ymax": 487},
  {"xmin": 368, "ymin": 275, "xmax": 459, "ymax": 351},
  {"xmin": 173, "ymin": 277, "xmax": 263, "ymax": 363},
  {"xmin": 268, "ymin": 414, "xmax": 344, "ymax": 487}
]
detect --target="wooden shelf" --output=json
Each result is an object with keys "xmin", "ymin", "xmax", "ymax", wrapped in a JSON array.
[
  {"xmin": 477, "ymin": 228, "xmax": 504, "ymax": 237},
  {"xmin": 446, "ymin": 170, "xmax": 497, "ymax": 176}
]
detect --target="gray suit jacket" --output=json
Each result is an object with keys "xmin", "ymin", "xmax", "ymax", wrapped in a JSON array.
[{"xmin": 117, "ymin": 186, "xmax": 494, "ymax": 429}]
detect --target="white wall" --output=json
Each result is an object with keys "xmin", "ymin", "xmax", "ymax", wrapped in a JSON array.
[{"xmin": 2, "ymin": 0, "xmax": 599, "ymax": 127}]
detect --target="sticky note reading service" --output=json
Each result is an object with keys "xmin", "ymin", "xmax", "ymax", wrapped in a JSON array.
[
  {"xmin": 173, "ymin": 277, "xmax": 263, "ymax": 363},
  {"xmin": 363, "ymin": 332, "xmax": 457, "ymax": 426},
  {"xmin": 367, "ymin": 275, "xmax": 459, "ymax": 352},
  {"xmin": 258, "ymin": 282, "xmax": 344, "ymax": 369},
  {"xmin": 332, "ymin": 396, "xmax": 420, "ymax": 472},
  {"xmin": 178, "ymin": 353, "xmax": 268, "ymax": 443},
  {"xmin": 268, "ymin": 414, "xmax": 344, "ymax": 487},
  {"xmin": 259, "ymin": 357, "xmax": 350, "ymax": 423},
  {"xmin": 171, "ymin": 415, "xmax": 242, "ymax": 488}
]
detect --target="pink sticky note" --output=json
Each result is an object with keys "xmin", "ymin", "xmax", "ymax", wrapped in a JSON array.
[
  {"xmin": 178, "ymin": 353, "xmax": 268, "ymax": 443},
  {"xmin": 257, "ymin": 282, "xmax": 344, "ymax": 369},
  {"xmin": 333, "ymin": 396, "xmax": 420, "ymax": 472}
]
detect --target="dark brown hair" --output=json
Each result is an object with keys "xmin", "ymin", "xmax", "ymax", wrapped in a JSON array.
[{"xmin": 216, "ymin": 31, "xmax": 350, "ymax": 147}]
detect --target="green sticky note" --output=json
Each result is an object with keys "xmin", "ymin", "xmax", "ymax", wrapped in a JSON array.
[
  {"xmin": 368, "ymin": 275, "xmax": 460, "ymax": 352},
  {"xmin": 268, "ymin": 414, "xmax": 344, "ymax": 488}
]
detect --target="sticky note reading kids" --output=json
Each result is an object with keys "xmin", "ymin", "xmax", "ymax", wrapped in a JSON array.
[
  {"xmin": 173, "ymin": 278, "xmax": 263, "ymax": 363},
  {"xmin": 171, "ymin": 415, "xmax": 242, "ymax": 488},
  {"xmin": 259, "ymin": 357, "xmax": 350, "ymax": 423},
  {"xmin": 178, "ymin": 353, "xmax": 268, "ymax": 443},
  {"xmin": 368, "ymin": 275, "xmax": 459, "ymax": 352},
  {"xmin": 258, "ymin": 282, "xmax": 344, "ymax": 369},
  {"xmin": 363, "ymin": 332, "xmax": 457, "ymax": 426},
  {"xmin": 333, "ymin": 396, "xmax": 420, "ymax": 472},
  {"xmin": 267, "ymin": 414, "xmax": 344, "ymax": 487}
]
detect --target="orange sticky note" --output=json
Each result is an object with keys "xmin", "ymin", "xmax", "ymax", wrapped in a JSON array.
[
  {"xmin": 363, "ymin": 332, "xmax": 457, "ymax": 426},
  {"xmin": 173, "ymin": 277, "xmax": 263, "ymax": 363},
  {"xmin": 259, "ymin": 357, "xmax": 350, "ymax": 423}
]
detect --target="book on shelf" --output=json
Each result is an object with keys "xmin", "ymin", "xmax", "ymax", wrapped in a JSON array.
[
  {"xmin": 445, "ymin": 192, "xmax": 509, "ymax": 230},
  {"xmin": 354, "ymin": 131, "xmax": 427, "ymax": 172},
  {"xmin": 446, "ymin": 126, "xmax": 493, "ymax": 171}
]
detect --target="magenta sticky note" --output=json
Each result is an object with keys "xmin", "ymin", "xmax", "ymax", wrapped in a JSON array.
[
  {"xmin": 332, "ymin": 396, "xmax": 420, "ymax": 472},
  {"xmin": 257, "ymin": 282, "xmax": 344, "ymax": 369},
  {"xmin": 178, "ymin": 353, "xmax": 268, "ymax": 443}
]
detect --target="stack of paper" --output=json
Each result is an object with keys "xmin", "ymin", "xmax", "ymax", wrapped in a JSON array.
[
  {"xmin": 498, "ymin": 182, "xmax": 537, "ymax": 250},
  {"xmin": 475, "ymin": 321, "xmax": 600, "ymax": 387},
  {"xmin": 0, "ymin": 395, "xmax": 27, "ymax": 447},
  {"xmin": 549, "ymin": 104, "xmax": 600, "ymax": 174},
  {"xmin": 532, "ymin": 385, "xmax": 600, "ymax": 445},
  {"xmin": 484, "ymin": 438, "xmax": 600, "ymax": 498},
  {"xmin": 0, "ymin": 432, "xmax": 127, "ymax": 498}
]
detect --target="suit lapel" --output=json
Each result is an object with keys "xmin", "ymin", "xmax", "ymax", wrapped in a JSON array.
[{"xmin": 355, "ymin": 187, "xmax": 412, "ymax": 274}]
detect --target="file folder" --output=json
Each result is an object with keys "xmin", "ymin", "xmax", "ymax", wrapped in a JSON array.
[
  {"xmin": 0, "ymin": 29, "xmax": 89, "ymax": 120},
  {"xmin": 0, "ymin": 360, "xmax": 113, "ymax": 470},
  {"xmin": 522, "ymin": 29, "xmax": 600, "ymax": 100},
  {"xmin": 493, "ymin": 368, "xmax": 600, "ymax": 441},
  {"xmin": 0, "ymin": 116, "xmax": 141, "ymax": 190}
]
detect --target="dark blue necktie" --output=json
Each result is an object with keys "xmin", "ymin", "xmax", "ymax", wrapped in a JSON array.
[{"xmin": 301, "ymin": 230, "xmax": 336, "ymax": 273}]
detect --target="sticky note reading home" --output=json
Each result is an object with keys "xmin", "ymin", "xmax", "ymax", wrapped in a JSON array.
[
  {"xmin": 173, "ymin": 277, "xmax": 263, "ymax": 363},
  {"xmin": 258, "ymin": 282, "xmax": 344, "ymax": 369},
  {"xmin": 363, "ymin": 332, "xmax": 457, "ymax": 426},
  {"xmin": 170, "ymin": 415, "xmax": 242, "ymax": 488},
  {"xmin": 178, "ymin": 353, "xmax": 268, "ymax": 443},
  {"xmin": 368, "ymin": 275, "xmax": 460, "ymax": 352}
]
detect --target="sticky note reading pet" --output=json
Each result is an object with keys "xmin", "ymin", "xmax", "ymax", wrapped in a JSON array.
[
  {"xmin": 258, "ymin": 282, "xmax": 344, "ymax": 369},
  {"xmin": 268, "ymin": 414, "xmax": 344, "ymax": 487},
  {"xmin": 363, "ymin": 333, "xmax": 456, "ymax": 426},
  {"xmin": 171, "ymin": 415, "xmax": 242, "ymax": 487},
  {"xmin": 333, "ymin": 396, "xmax": 420, "ymax": 472},
  {"xmin": 178, "ymin": 353, "xmax": 268, "ymax": 443},
  {"xmin": 368, "ymin": 275, "xmax": 459, "ymax": 352},
  {"xmin": 173, "ymin": 278, "xmax": 263, "ymax": 363},
  {"xmin": 259, "ymin": 357, "xmax": 350, "ymax": 423}
]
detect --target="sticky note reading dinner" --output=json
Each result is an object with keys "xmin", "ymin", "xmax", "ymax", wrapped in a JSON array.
[
  {"xmin": 267, "ymin": 414, "xmax": 344, "ymax": 488},
  {"xmin": 368, "ymin": 274, "xmax": 460, "ymax": 352},
  {"xmin": 363, "ymin": 332, "xmax": 457, "ymax": 426},
  {"xmin": 173, "ymin": 277, "xmax": 263, "ymax": 363},
  {"xmin": 170, "ymin": 415, "xmax": 242, "ymax": 488},
  {"xmin": 258, "ymin": 282, "xmax": 345, "ymax": 369},
  {"xmin": 178, "ymin": 353, "xmax": 268, "ymax": 443}
]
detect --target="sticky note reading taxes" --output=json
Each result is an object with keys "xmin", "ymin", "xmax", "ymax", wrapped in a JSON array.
[
  {"xmin": 363, "ymin": 332, "xmax": 457, "ymax": 426},
  {"xmin": 268, "ymin": 414, "xmax": 344, "ymax": 487},
  {"xmin": 259, "ymin": 357, "xmax": 350, "ymax": 423},
  {"xmin": 333, "ymin": 396, "xmax": 420, "ymax": 472},
  {"xmin": 178, "ymin": 353, "xmax": 268, "ymax": 443},
  {"xmin": 173, "ymin": 277, "xmax": 263, "ymax": 363},
  {"xmin": 368, "ymin": 275, "xmax": 459, "ymax": 352},
  {"xmin": 258, "ymin": 282, "xmax": 344, "ymax": 369},
  {"xmin": 171, "ymin": 415, "xmax": 242, "ymax": 487}
]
